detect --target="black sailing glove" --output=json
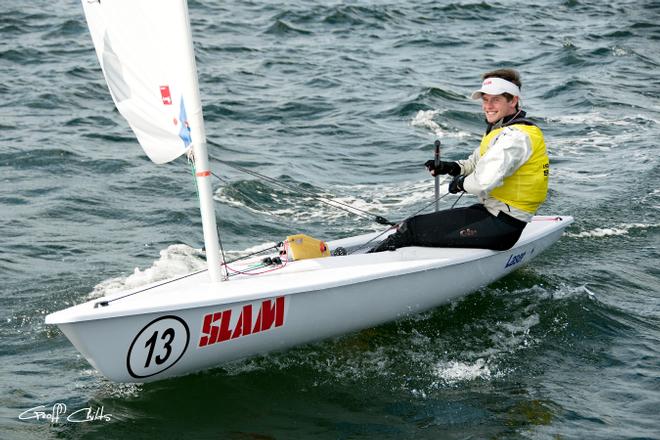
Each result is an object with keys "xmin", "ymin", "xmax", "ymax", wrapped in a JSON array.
[
  {"xmin": 424, "ymin": 160, "xmax": 461, "ymax": 176},
  {"xmin": 448, "ymin": 175, "xmax": 465, "ymax": 194}
]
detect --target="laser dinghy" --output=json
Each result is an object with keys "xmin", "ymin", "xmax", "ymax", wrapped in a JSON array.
[{"xmin": 45, "ymin": 0, "xmax": 573, "ymax": 383}]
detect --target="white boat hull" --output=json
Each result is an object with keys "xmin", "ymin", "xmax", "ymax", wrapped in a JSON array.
[{"xmin": 47, "ymin": 216, "xmax": 572, "ymax": 382}]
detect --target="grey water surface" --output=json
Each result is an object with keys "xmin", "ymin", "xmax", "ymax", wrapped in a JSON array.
[{"xmin": 1, "ymin": 0, "xmax": 659, "ymax": 439}]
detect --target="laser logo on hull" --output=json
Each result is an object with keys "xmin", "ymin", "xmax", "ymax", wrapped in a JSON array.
[{"xmin": 505, "ymin": 251, "xmax": 527, "ymax": 268}]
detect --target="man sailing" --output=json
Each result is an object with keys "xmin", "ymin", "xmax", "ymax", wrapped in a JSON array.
[{"xmin": 370, "ymin": 68, "xmax": 549, "ymax": 252}]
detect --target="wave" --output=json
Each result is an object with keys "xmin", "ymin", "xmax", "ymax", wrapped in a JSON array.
[
  {"xmin": 565, "ymin": 223, "xmax": 658, "ymax": 238},
  {"xmin": 547, "ymin": 112, "xmax": 660, "ymax": 127},
  {"xmin": 263, "ymin": 19, "xmax": 312, "ymax": 36},
  {"xmin": 410, "ymin": 109, "xmax": 472, "ymax": 139},
  {"xmin": 213, "ymin": 176, "xmax": 451, "ymax": 229},
  {"xmin": 87, "ymin": 244, "xmax": 207, "ymax": 299},
  {"xmin": 215, "ymin": 300, "xmax": 547, "ymax": 396},
  {"xmin": 432, "ymin": 358, "xmax": 494, "ymax": 385}
]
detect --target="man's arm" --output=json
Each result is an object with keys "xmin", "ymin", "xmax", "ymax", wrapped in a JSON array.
[{"xmin": 456, "ymin": 146, "xmax": 481, "ymax": 176}]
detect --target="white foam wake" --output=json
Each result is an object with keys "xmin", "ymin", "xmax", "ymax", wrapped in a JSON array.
[
  {"xmin": 546, "ymin": 112, "xmax": 660, "ymax": 126},
  {"xmin": 410, "ymin": 109, "xmax": 471, "ymax": 139},
  {"xmin": 565, "ymin": 223, "xmax": 657, "ymax": 238},
  {"xmin": 433, "ymin": 358, "xmax": 493, "ymax": 384},
  {"xmin": 87, "ymin": 242, "xmax": 282, "ymax": 299},
  {"xmin": 87, "ymin": 244, "xmax": 206, "ymax": 299}
]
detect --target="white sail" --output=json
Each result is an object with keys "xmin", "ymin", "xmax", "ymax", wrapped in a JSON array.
[
  {"xmin": 82, "ymin": 0, "xmax": 205, "ymax": 164},
  {"xmin": 82, "ymin": 0, "xmax": 224, "ymax": 280}
]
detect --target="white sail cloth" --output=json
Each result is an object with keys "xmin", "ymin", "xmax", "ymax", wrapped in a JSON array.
[{"xmin": 82, "ymin": 0, "xmax": 205, "ymax": 164}]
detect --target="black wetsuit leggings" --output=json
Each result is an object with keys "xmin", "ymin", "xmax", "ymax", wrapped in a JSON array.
[{"xmin": 370, "ymin": 204, "xmax": 527, "ymax": 252}]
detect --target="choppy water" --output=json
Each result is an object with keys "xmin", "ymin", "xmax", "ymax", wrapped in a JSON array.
[{"xmin": 2, "ymin": 0, "xmax": 659, "ymax": 438}]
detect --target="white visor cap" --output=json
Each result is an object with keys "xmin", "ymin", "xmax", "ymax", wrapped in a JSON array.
[{"xmin": 470, "ymin": 77, "xmax": 521, "ymax": 100}]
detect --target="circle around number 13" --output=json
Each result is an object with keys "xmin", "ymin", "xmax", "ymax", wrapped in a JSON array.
[{"xmin": 126, "ymin": 315, "xmax": 190, "ymax": 379}]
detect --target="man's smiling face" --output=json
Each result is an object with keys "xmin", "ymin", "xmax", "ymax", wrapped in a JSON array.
[{"xmin": 481, "ymin": 93, "xmax": 518, "ymax": 124}]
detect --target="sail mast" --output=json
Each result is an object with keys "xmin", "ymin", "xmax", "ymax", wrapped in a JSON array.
[
  {"xmin": 178, "ymin": 0, "xmax": 224, "ymax": 282},
  {"xmin": 192, "ymin": 142, "xmax": 224, "ymax": 283}
]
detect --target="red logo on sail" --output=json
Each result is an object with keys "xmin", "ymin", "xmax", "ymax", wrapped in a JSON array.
[{"xmin": 160, "ymin": 86, "xmax": 173, "ymax": 105}]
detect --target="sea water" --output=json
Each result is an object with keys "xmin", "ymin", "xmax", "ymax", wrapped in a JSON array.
[{"xmin": 1, "ymin": 0, "xmax": 658, "ymax": 438}]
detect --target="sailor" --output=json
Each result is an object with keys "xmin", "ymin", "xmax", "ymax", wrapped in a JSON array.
[{"xmin": 370, "ymin": 68, "xmax": 549, "ymax": 252}]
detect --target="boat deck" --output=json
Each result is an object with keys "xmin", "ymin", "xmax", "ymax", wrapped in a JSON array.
[{"xmin": 46, "ymin": 216, "xmax": 572, "ymax": 324}]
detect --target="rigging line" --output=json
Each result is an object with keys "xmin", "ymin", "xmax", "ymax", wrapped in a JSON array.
[
  {"xmin": 450, "ymin": 190, "xmax": 465, "ymax": 209},
  {"xmin": 188, "ymin": 157, "xmax": 200, "ymax": 199},
  {"xmin": 347, "ymin": 190, "xmax": 455, "ymax": 255},
  {"xmin": 94, "ymin": 269, "xmax": 207, "ymax": 307},
  {"xmin": 205, "ymin": 144, "xmax": 394, "ymax": 225},
  {"xmin": 185, "ymin": 167, "xmax": 283, "ymax": 266},
  {"xmin": 213, "ymin": 172, "xmax": 278, "ymax": 218},
  {"xmin": 216, "ymin": 222, "xmax": 229, "ymax": 280},
  {"xmin": 187, "ymin": 162, "xmax": 294, "ymax": 269},
  {"xmin": 211, "ymin": 166, "xmax": 390, "ymax": 225},
  {"xmin": 186, "ymin": 154, "xmax": 230, "ymax": 278},
  {"xmin": 404, "ymin": 189, "xmax": 453, "ymax": 221},
  {"xmin": 222, "ymin": 241, "xmax": 290, "ymax": 278},
  {"xmin": 213, "ymin": 244, "xmax": 281, "ymax": 266},
  {"xmin": 210, "ymin": 170, "xmax": 339, "ymax": 259},
  {"xmin": 186, "ymin": 160, "xmax": 311, "ymax": 266},
  {"xmin": 97, "ymin": 159, "xmax": 219, "ymax": 305},
  {"xmin": 346, "ymin": 225, "xmax": 398, "ymax": 255},
  {"xmin": 212, "ymin": 169, "xmax": 317, "ymax": 231}
]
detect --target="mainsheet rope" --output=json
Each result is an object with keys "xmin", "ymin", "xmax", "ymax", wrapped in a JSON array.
[
  {"xmin": 345, "ymin": 188, "xmax": 464, "ymax": 255},
  {"xmin": 187, "ymin": 150, "xmax": 467, "ymax": 267},
  {"xmin": 204, "ymin": 141, "xmax": 396, "ymax": 226}
]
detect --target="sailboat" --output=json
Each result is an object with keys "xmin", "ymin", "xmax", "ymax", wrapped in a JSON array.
[{"xmin": 46, "ymin": 0, "xmax": 573, "ymax": 383}]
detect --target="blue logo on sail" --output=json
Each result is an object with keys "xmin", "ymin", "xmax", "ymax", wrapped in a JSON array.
[{"xmin": 178, "ymin": 98, "xmax": 192, "ymax": 146}]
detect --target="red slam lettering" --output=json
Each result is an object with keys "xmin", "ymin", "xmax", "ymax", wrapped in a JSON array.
[{"xmin": 198, "ymin": 297, "xmax": 286, "ymax": 347}]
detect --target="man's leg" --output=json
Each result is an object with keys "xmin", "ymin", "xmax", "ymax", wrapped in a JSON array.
[
  {"xmin": 370, "ymin": 204, "xmax": 526, "ymax": 252},
  {"xmin": 410, "ymin": 204, "xmax": 526, "ymax": 250}
]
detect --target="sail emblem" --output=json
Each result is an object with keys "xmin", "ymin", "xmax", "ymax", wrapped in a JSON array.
[
  {"xmin": 160, "ymin": 85, "xmax": 173, "ymax": 105},
  {"xmin": 178, "ymin": 98, "xmax": 192, "ymax": 146}
]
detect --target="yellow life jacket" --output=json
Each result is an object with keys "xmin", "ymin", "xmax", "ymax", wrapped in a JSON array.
[{"xmin": 479, "ymin": 123, "xmax": 549, "ymax": 213}]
